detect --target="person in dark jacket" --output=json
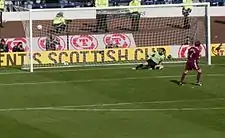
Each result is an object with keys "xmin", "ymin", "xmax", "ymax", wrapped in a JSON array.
[
  {"xmin": 0, "ymin": 39, "xmax": 8, "ymax": 52},
  {"xmin": 12, "ymin": 42, "xmax": 25, "ymax": 52},
  {"xmin": 46, "ymin": 34, "xmax": 60, "ymax": 51}
]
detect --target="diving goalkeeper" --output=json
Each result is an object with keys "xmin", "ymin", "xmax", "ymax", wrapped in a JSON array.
[
  {"xmin": 52, "ymin": 12, "xmax": 66, "ymax": 33},
  {"xmin": 133, "ymin": 49, "xmax": 165, "ymax": 70}
]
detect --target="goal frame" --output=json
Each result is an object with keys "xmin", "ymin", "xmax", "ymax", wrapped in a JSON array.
[{"xmin": 28, "ymin": 2, "xmax": 211, "ymax": 72}]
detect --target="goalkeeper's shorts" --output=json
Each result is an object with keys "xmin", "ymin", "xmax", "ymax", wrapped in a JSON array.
[{"xmin": 147, "ymin": 59, "xmax": 157, "ymax": 69}]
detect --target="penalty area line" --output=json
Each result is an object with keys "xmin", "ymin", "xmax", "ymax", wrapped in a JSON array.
[
  {"xmin": 1, "ymin": 107, "xmax": 225, "ymax": 112},
  {"xmin": 55, "ymin": 97, "xmax": 225, "ymax": 108},
  {"xmin": 47, "ymin": 107, "xmax": 225, "ymax": 112}
]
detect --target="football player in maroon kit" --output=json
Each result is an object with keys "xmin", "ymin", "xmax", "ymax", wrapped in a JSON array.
[{"xmin": 179, "ymin": 41, "xmax": 202, "ymax": 86}]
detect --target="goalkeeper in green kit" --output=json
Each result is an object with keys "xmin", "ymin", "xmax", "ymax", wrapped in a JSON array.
[{"xmin": 133, "ymin": 49, "xmax": 165, "ymax": 70}]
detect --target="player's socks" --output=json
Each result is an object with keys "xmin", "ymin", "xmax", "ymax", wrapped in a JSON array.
[
  {"xmin": 180, "ymin": 72, "xmax": 187, "ymax": 84},
  {"xmin": 195, "ymin": 72, "xmax": 202, "ymax": 86},
  {"xmin": 196, "ymin": 72, "xmax": 201, "ymax": 82}
]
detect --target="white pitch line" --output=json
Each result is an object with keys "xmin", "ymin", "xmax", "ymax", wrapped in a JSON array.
[
  {"xmin": 55, "ymin": 97, "xmax": 225, "ymax": 108},
  {"xmin": 1, "ymin": 107, "xmax": 225, "ymax": 112},
  {"xmin": 0, "ymin": 97, "xmax": 224, "ymax": 112},
  {"xmin": 47, "ymin": 107, "xmax": 225, "ymax": 112},
  {"xmin": 31, "ymin": 63, "xmax": 224, "ymax": 74},
  {"xmin": 0, "ymin": 73, "xmax": 224, "ymax": 86}
]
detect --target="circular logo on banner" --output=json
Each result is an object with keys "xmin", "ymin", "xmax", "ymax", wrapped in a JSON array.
[
  {"xmin": 6, "ymin": 37, "xmax": 29, "ymax": 52},
  {"xmin": 103, "ymin": 33, "xmax": 131, "ymax": 48},
  {"xmin": 70, "ymin": 35, "xmax": 98, "ymax": 50},
  {"xmin": 37, "ymin": 36, "xmax": 66, "ymax": 51},
  {"xmin": 178, "ymin": 44, "xmax": 206, "ymax": 58}
]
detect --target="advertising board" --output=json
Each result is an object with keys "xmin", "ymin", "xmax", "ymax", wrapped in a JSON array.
[{"xmin": 0, "ymin": 46, "xmax": 170, "ymax": 66}]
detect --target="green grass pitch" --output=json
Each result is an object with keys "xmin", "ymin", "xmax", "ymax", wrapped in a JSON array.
[{"xmin": 0, "ymin": 57, "xmax": 225, "ymax": 138}]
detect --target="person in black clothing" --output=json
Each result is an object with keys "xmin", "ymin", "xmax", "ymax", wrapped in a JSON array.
[
  {"xmin": 106, "ymin": 41, "xmax": 119, "ymax": 48},
  {"xmin": 12, "ymin": 42, "xmax": 25, "ymax": 52},
  {"xmin": 0, "ymin": 39, "xmax": 8, "ymax": 52},
  {"xmin": 130, "ymin": 12, "xmax": 141, "ymax": 31},
  {"xmin": 46, "ymin": 34, "xmax": 60, "ymax": 51}
]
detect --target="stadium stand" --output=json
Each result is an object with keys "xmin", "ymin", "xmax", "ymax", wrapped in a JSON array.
[{"xmin": 3, "ymin": 0, "xmax": 225, "ymax": 11}]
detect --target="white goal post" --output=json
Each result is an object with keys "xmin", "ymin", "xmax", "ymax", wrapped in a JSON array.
[{"xmin": 15, "ymin": 3, "xmax": 211, "ymax": 72}]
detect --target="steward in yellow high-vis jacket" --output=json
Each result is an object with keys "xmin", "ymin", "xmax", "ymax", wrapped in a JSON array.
[
  {"xmin": 129, "ymin": 0, "xmax": 141, "ymax": 31},
  {"xmin": 52, "ymin": 12, "xmax": 66, "ymax": 33},
  {"xmin": 95, "ymin": 0, "xmax": 108, "ymax": 32}
]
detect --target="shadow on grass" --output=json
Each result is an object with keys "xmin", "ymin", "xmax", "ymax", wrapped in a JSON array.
[
  {"xmin": 170, "ymin": 80, "xmax": 199, "ymax": 86},
  {"xmin": 189, "ymin": 82, "xmax": 198, "ymax": 86},
  {"xmin": 170, "ymin": 80, "xmax": 180, "ymax": 85},
  {"xmin": 0, "ymin": 66, "xmax": 25, "ymax": 73}
]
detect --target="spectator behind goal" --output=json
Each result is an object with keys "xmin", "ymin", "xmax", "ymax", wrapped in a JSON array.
[
  {"xmin": 52, "ymin": 12, "xmax": 66, "ymax": 33},
  {"xmin": 45, "ymin": 34, "xmax": 60, "ymax": 51},
  {"xmin": 106, "ymin": 41, "xmax": 119, "ymax": 48},
  {"xmin": 182, "ymin": 0, "xmax": 193, "ymax": 29},
  {"xmin": 12, "ymin": 42, "xmax": 25, "ymax": 52},
  {"xmin": 129, "ymin": 0, "xmax": 141, "ymax": 31},
  {"xmin": 95, "ymin": 0, "xmax": 108, "ymax": 32},
  {"xmin": 0, "ymin": 0, "xmax": 5, "ymax": 28},
  {"xmin": 0, "ymin": 39, "xmax": 8, "ymax": 52}
]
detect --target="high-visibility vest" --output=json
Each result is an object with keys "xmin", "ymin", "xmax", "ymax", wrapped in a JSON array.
[
  {"xmin": 53, "ymin": 17, "xmax": 66, "ymax": 25},
  {"xmin": 95, "ymin": 0, "xmax": 108, "ymax": 8},
  {"xmin": 183, "ymin": 0, "xmax": 193, "ymax": 10},
  {"xmin": 129, "ymin": 0, "xmax": 141, "ymax": 13},
  {"xmin": 0, "ymin": 0, "xmax": 5, "ymax": 10}
]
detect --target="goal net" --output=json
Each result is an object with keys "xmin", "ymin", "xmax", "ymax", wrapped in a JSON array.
[{"xmin": 15, "ymin": 3, "xmax": 211, "ymax": 72}]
